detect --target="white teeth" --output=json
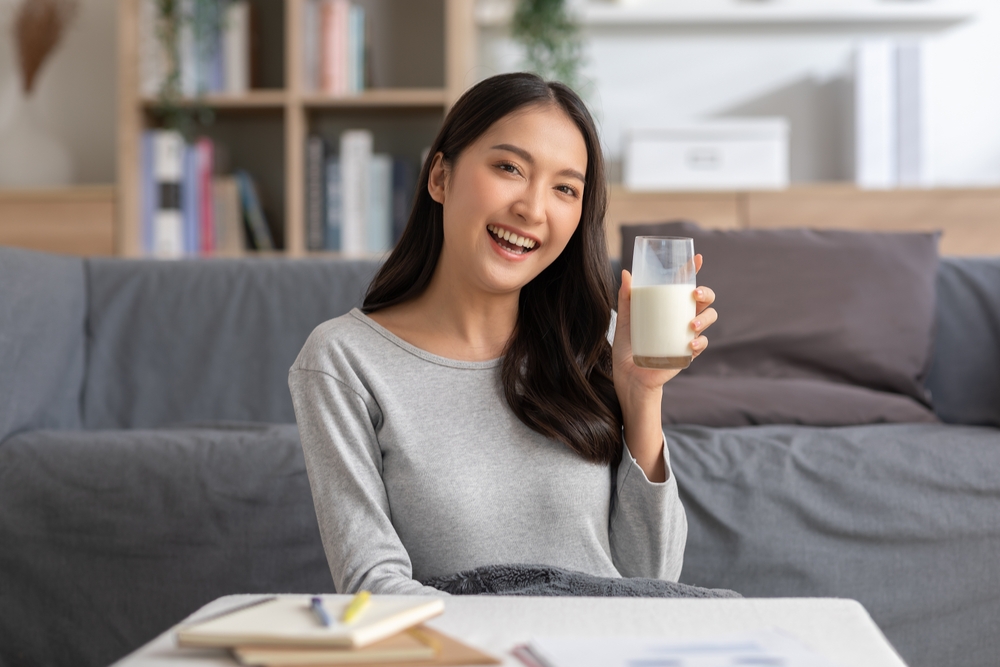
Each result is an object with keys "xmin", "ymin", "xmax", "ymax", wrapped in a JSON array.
[{"xmin": 488, "ymin": 225, "xmax": 536, "ymax": 251}]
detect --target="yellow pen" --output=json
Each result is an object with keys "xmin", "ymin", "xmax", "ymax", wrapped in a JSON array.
[{"xmin": 340, "ymin": 590, "xmax": 371, "ymax": 624}]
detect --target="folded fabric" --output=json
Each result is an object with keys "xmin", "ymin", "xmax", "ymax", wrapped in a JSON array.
[{"xmin": 422, "ymin": 563, "xmax": 741, "ymax": 598}]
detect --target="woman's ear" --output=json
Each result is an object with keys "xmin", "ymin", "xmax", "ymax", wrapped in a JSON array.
[{"xmin": 427, "ymin": 151, "xmax": 449, "ymax": 204}]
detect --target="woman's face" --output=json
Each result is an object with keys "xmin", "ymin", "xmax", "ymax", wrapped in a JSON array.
[{"xmin": 428, "ymin": 102, "xmax": 589, "ymax": 296}]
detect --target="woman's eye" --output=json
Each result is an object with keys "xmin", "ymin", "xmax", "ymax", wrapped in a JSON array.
[
  {"xmin": 497, "ymin": 162, "xmax": 519, "ymax": 175},
  {"xmin": 556, "ymin": 185, "xmax": 579, "ymax": 197}
]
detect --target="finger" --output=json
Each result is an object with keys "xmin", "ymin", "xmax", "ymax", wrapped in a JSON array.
[
  {"xmin": 691, "ymin": 307, "xmax": 718, "ymax": 335},
  {"xmin": 616, "ymin": 270, "xmax": 632, "ymax": 336},
  {"xmin": 694, "ymin": 285, "xmax": 715, "ymax": 306},
  {"xmin": 694, "ymin": 254, "xmax": 703, "ymax": 273},
  {"xmin": 619, "ymin": 269, "xmax": 632, "ymax": 303},
  {"xmin": 691, "ymin": 335, "xmax": 709, "ymax": 357}
]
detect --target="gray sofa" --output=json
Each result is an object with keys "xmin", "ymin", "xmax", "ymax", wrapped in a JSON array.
[{"xmin": 1, "ymin": 245, "xmax": 998, "ymax": 667}]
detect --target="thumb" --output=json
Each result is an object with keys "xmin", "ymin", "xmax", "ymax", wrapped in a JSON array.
[{"xmin": 616, "ymin": 269, "xmax": 632, "ymax": 333}]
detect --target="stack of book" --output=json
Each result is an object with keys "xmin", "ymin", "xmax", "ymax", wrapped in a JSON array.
[
  {"xmin": 142, "ymin": 130, "xmax": 274, "ymax": 257},
  {"xmin": 175, "ymin": 595, "xmax": 498, "ymax": 666},
  {"xmin": 301, "ymin": 0, "xmax": 367, "ymax": 95},
  {"xmin": 140, "ymin": 0, "xmax": 252, "ymax": 98},
  {"xmin": 305, "ymin": 130, "xmax": 417, "ymax": 254}
]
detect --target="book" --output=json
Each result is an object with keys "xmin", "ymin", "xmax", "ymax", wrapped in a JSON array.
[
  {"xmin": 896, "ymin": 42, "xmax": 923, "ymax": 187},
  {"xmin": 305, "ymin": 135, "xmax": 327, "ymax": 251},
  {"xmin": 176, "ymin": 595, "xmax": 445, "ymax": 649},
  {"xmin": 212, "ymin": 176, "xmax": 246, "ymax": 255},
  {"xmin": 367, "ymin": 153, "xmax": 392, "ymax": 253},
  {"xmin": 321, "ymin": 0, "xmax": 350, "ymax": 95},
  {"xmin": 302, "ymin": 0, "xmax": 320, "ymax": 92},
  {"xmin": 854, "ymin": 39, "xmax": 897, "ymax": 189},
  {"xmin": 196, "ymin": 138, "xmax": 216, "ymax": 253},
  {"xmin": 391, "ymin": 157, "xmax": 415, "ymax": 244},
  {"xmin": 235, "ymin": 170, "xmax": 275, "ymax": 251},
  {"xmin": 224, "ymin": 0, "xmax": 250, "ymax": 94},
  {"xmin": 340, "ymin": 129, "xmax": 372, "ymax": 255},
  {"xmin": 151, "ymin": 129, "xmax": 185, "ymax": 257},
  {"xmin": 348, "ymin": 3, "xmax": 365, "ymax": 94},
  {"xmin": 232, "ymin": 625, "xmax": 500, "ymax": 667},
  {"xmin": 141, "ymin": 131, "xmax": 158, "ymax": 254},
  {"xmin": 182, "ymin": 142, "xmax": 201, "ymax": 254},
  {"xmin": 139, "ymin": 0, "xmax": 167, "ymax": 97},
  {"xmin": 325, "ymin": 155, "xmax": 342, "ymax": 251},
  {"xmin": 178, "ymin": 0, "xmax": 198, "ymax": 96}
]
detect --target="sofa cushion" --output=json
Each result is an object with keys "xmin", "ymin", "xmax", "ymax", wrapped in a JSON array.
[
  {"xmin": 925, "ymin": 256, "xmax": 1000, "ymax": 427},
  {"xmin": 669, "ymin": 422, "xmax": 1000, "ymax": 667},
  {"xmin": 83, "ymin": 257, "xmax": 380, "ymax": 429},
  {"xmin": 0, "ymin": 246, "xmax": 85, "ymax": 443},
  {"xmin": 621, "ymin": 222, "xmax": 940, "ymax": 427},
  {"xmin": 0, "ymin": 423, "xmax": 334, "ymax": 667}
]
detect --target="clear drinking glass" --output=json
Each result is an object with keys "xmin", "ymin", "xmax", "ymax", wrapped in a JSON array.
[{"xmin": 630, "ymin": 236, "xmax": 697, "ymax": 370}]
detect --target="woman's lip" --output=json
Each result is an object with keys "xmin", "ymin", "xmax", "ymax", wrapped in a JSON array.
[{"xmin": 487, "ymin": 228, "xmax": 534, "ymax": 261}]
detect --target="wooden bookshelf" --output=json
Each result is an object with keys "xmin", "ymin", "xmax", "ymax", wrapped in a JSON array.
[{"xmin": 116, "ymin": 0, "xmax": 476, "ymax": 257}]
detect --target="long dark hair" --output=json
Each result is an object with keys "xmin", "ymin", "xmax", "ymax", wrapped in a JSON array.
[{"xmin": 363, "ymin": 72, "xmax": 622, "ymax": 466}]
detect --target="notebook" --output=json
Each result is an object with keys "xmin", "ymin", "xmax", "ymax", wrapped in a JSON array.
[
  {"xmin": 176, "ymin": 596, "xmax": 445, "ymax": 649},
  {"xmin": 233, "ymin": 625, "xmax": 500, "ymax": 666}
]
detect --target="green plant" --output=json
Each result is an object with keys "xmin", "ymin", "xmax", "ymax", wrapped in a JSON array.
[
  {"xmin": 511, "ymin": 0, "xmax": 584, "ymax": 89},
  {"xmin": 152, "ymin": 0, "xmax": 228, "ymax": 137}
]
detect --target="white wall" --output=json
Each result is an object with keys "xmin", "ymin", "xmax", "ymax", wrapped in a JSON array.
[
  {"xmin": 479, "ymin": 0, "xmax": 1000, "ymax": 187},
  {"xmin": 0, "ymin": 0, "xmax": 117, "ymax": 185},
  {"xmin": 2, "ymin": 0, "xmax": 1000, "ymax": 187}
]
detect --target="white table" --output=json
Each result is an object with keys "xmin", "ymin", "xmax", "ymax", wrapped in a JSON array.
[{"xmin": 112, "ymin": 595, "xmax": 907, "ymax": 667}]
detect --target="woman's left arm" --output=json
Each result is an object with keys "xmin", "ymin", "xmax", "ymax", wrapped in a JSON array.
[
  {"xmin": 606, "ymin": 258, "xmax": 715, "ymax": 580},
  {"xmin": 612, "ymin": 257, "xmax": 717, "ymax": 482}
]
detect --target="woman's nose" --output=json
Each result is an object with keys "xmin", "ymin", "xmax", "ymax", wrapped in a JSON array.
[{"xmin": 512, "ymin": 183, "xmax": 546, "ymax": 225}]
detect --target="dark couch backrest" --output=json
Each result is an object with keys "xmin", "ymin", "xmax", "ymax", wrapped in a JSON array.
[
  {"xmin": 4, "ymin": 249, "xmax": 999, "ymax": 434},
  {"xmin": 0, "ymin": 247, "xmax": 86, "ymax": 443},
  {"xmin": 925, "ymin": 256, "xmax": 1000, "ymax": 427},
  {"xmin": 82, "ymin": 257, "xmax": 381, "ymax": 429}
]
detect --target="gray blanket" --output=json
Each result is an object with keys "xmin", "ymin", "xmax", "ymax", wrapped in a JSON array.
[{"xmin": 423, "ymin": 563, "xmax": 741, "ymax": 598}]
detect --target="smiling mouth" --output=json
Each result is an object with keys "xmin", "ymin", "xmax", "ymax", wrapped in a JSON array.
[{"xmin": 487, "ymin": 224, "xmax": 538, "ymax": 255}]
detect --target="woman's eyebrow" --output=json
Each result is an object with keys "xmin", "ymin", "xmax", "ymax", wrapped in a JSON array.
[{"xmin": 491, "ymin": 143, "xmax": 586, "ymax": 184}]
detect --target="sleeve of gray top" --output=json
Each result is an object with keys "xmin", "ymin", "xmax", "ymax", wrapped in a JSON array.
[
  {"xmin": 609, "ymin": 437, "xmax": 688, "ymax": 581},
  {"xmin": 288, "ymin": 367, "xmax": 447, "ymax": 596}
]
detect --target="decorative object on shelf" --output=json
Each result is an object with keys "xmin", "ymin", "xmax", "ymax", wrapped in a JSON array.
[
  {"xmin": 148, "ymin": 0, "xmax": 236, "ymax": 136},
  {"xmin": 0, "ymin": 0, "xmax": 77, "ymax": 188},
  {"xmin": 511, "ymin": 0, "xmax": 583, "ymax": 88}
]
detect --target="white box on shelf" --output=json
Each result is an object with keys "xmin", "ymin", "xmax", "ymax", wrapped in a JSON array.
[{"xmin": 623, "ymin": 119, "xmax": 789, "ymax": 191}]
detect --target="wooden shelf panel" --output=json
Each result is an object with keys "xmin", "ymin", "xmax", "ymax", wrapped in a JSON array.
[
  {"xmin": 0, "ymin": 185, "xmax": 116, "ymax": 256},
  {"xmin": 141, "ymin": 90, "xmax": 288, "ymax": 109},
  {"xmin": 606, "ymin": 183, "xmax": 1000, "ymax": 259},
  {"xmin": 302, "ymin": 88, "xmax": 449, "ymax": 108}
]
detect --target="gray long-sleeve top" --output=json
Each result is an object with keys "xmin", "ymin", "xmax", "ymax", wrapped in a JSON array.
[{"xmin": 288, "ymin": 308, "xmax": 687, "ymax": 595}]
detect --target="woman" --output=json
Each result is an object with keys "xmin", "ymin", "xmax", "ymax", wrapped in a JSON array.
[{"xmin": 289, "ymin": 72, "xmax": 717, "ymax": 595}]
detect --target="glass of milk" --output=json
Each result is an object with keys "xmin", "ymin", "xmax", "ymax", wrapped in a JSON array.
[{"xmin": 630, "ymin": 236, "xmax": 697, "ymax": 369}]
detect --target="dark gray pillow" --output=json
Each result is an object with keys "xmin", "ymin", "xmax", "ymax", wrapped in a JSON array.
[
  {"xmin": 925, "ymin": 257, "xmax": 1000, "ymax": 427},
  {"xmin": 621, "ymin": 222, "xmax": 940, "ymax": 427},
  {"xmin": 0, "ymin": 246, "xmax": 85, "ymax": 442}
]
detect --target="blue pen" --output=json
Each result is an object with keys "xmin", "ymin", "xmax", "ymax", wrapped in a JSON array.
[{"xmin": 310, "ymin": 596, "xmax": 332, "ymax": 627}]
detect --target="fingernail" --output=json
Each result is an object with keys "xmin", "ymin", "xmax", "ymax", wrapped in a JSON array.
[
  {"xmin": 696, "ymin": 288, "xmax": 704, "ymax": 299},
  {"xmin": 692, "ymin": 320, "xmax": 702, "ymax": 331}
]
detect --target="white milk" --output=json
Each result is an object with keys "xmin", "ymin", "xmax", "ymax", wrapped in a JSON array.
[{"xmin": 630, "ymin": 284, "xmax": 696, "ymax": 367}]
